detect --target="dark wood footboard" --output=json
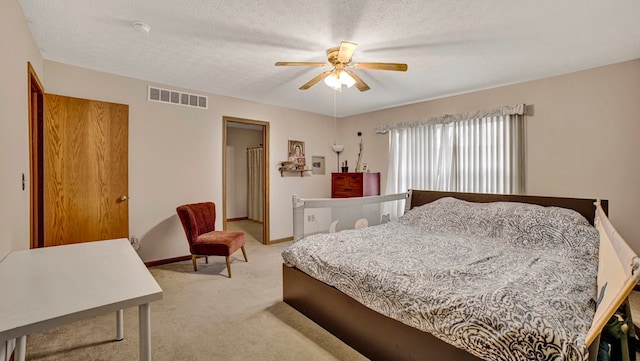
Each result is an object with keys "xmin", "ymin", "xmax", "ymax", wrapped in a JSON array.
[{"xmin": 283, "ymin": 264, "xmax": 483, "ymax": 361}]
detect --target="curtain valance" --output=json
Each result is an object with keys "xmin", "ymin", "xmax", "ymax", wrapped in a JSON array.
[{"xmin": 375, "ymin": 104, "xmax": 525, "ymax": 134}]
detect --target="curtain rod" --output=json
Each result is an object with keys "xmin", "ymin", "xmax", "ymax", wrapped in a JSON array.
[{"xmin": 375, "ymin": 103, "xmax": 527, "ymax": 134}]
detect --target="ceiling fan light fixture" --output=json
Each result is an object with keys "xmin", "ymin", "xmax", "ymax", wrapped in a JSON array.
[
  {"xmin": 339, "ymin": 71, "xmax": 356, "ymax": 88},
  {"xmin": 324, "ymin": 72, "xmax": 342, "ymax": 90},
  {"xmin": 324, "ymin": 70, "xmax": 355, "ymax": 90}
]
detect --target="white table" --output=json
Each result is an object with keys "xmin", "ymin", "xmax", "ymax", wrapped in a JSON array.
[{"xmin": 0, "ymin": 239, "xmax": 163, "ymax": 361}]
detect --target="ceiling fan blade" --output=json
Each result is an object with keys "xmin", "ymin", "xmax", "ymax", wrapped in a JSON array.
[
  {"xmin": 353, "ymin": 62, "xmax": 408, "ymax": 71},
  {"xmin": 299, "ymin": 71, "xmax": 333, "ymax": 90},
  {"xmin": 337, "ymin": 41, "xmax": 358, "ymax": 63},
  {"xmin": 275, "ymin": 61, "xmax": 327, "ymax": 67},
  {"xmin": 345, "ymin": 70, "xmax": 370, "ymax": 92}
]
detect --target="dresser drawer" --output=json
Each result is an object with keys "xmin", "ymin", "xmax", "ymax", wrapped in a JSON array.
[{"xmin": 331, "ymin": 172, "xmax": 379, "ymax": 198}]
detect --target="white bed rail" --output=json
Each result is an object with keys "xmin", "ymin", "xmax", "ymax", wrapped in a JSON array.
[
  {"xmin": 292, "ymin": 192, "xmax": 409, "ymax": 241},
  {"xmin": 586, "ymin": 200, "xmax": 640, "ymax": 349}
]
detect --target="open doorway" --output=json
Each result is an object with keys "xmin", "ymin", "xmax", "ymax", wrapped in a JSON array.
[{"xmin": 222, "ymin": 116, "xmax": 270, "ymax": 244}]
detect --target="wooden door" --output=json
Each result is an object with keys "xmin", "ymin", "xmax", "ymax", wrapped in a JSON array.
[{"xmin": 44, "ymin": 94, "xmax": 129, "ymax": 246}]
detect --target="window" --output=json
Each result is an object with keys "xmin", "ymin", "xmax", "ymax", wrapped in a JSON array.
[{"xmin": 378, "ymin": 104, "xmax": 525, "ymax": 215}]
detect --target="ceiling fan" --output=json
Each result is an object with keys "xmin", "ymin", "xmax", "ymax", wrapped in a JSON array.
[{"xmin": 275, "ymin": 41, "xmax": 408, "ymax": 92}]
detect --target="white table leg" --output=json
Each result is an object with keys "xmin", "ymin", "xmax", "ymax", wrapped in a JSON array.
[
  {"xmin": 116, "ymin": 309, "xmax": 124, "ymax": 341},
  {"xmin": 139, "ymin": 303, "xmax": 151, "ymax": 361},
  {"xmin": 15, "ymin": 335, "xmax": 26, "ymax": 361}
]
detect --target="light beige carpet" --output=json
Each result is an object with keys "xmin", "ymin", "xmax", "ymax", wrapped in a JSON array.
[{"xmin": 24, "ymin": 233, "xmax": 367, "ymax": 361}]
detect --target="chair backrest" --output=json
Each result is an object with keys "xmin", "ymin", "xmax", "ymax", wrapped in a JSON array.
[{"xmin": 176, "ymin": 202, "xmax": 217, "ymax": 245}]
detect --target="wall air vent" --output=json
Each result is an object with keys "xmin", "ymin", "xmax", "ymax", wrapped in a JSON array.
[{"xmin": 147, "ymin": 86, "xmax": 208, "ymax": 109}]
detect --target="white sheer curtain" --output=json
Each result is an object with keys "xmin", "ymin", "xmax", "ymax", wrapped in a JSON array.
[
  {"xmin": 247, "ymin": 147, "xmax": 263, "ymax": 222},
  {"xmin": 379, "ymin": 104, "xmax": 525, "ymax": 217}
]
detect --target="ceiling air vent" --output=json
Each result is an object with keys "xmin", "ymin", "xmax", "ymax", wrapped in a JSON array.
[{"xmin": 147, "ymin": 86, "xmax": 208, "ymax": 109}]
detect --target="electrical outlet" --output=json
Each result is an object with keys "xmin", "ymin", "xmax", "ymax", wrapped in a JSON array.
[{"xmin": 130, "ymin": 236, "xmax": 140, "ymax": 250}]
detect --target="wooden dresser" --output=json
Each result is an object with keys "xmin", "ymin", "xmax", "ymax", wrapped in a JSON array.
[{"xmin": 331, "ymin": 172, "xmax": 380, "ymax": 198}]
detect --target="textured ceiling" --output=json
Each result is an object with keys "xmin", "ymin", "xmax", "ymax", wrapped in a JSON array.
[{"xmin": 18, "ymin": 0, "xmax": 640, "ymax": 117}]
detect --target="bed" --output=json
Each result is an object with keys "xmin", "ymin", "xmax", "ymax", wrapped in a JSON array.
[{"xmin": 281, "ymin": 190, "xmax": 640, "ymax": 361}]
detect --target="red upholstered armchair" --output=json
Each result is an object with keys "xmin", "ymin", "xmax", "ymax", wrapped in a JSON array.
[{"xmin": 176, "ymin": 202, "xmax": 248, "ymax": 278}]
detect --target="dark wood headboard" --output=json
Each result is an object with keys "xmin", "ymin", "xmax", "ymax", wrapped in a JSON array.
[{"xmin": 408, "ymin": 190, "xmax": 607, "ymax": 225}]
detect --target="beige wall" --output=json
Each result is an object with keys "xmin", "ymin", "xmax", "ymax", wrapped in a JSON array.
[
  {"xmin": 0, "ymin": 0, "xmax": 43, "ymax": 259},
  {"xmin": 343, "ymin": 59, "xmax": 640, "ymax": 252},
  {"xmin": 42, "ymin": 61, "xmax": 334, "ymax": 262},
  {"xmin": 0, "ymin": 0, "xmax": 43, "ymax": 358}
]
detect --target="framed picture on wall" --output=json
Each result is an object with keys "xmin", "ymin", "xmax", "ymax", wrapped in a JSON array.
[
  {"xmin": 311, "ymin": 156, "xmax": 325, "ymax": 175},
  {"xmin": 288, "ymin": 140, "xmax": 305, "ymax": 169}
]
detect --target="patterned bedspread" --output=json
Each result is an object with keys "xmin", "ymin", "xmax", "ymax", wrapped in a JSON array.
[{"xmin": 281, "ymin": 197, "xmax": 600, "ymax": 361}]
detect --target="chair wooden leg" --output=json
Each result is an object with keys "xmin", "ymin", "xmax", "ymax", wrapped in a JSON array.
[
  {"xmin": 225, "ymin": 256, "xmax": 231, "ymax": 278},
  {"xmin": 241, "ymin": 246, "xmax": 248, "ymax": 262},
  {"xmin": 205, "ymin": 256, "xmax": 208, "ymax": 264},
  {"xmin": 192, "ymin": 255, "xmax": 198, "ymax": 272}
]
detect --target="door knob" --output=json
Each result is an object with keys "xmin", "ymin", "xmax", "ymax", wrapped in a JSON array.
[{"xmin": 117, "ymin": 195, "xmax": 128, "ymax": 202}]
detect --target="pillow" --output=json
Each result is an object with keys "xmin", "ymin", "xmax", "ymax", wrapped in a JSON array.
[
  {"xmin": 398, "ymin": 197, "xmax": 499, "ymax": 238},
  {"xmin": 398, "ymin": 197, "xmax": 599, "ymax": 255}
]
